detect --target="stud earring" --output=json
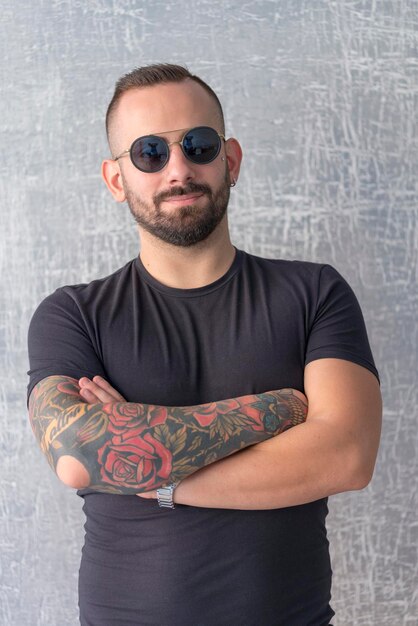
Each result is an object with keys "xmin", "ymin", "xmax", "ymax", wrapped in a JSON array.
[{"xmin": 230, "ymin": 179, "xmax": 236, "ymax": 187}]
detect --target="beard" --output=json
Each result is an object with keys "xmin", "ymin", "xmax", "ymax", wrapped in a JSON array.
[{"xmin": 123, "ymin": 168, "xmax": 231, "ymax": 247}]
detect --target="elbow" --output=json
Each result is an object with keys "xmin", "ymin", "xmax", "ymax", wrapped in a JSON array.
[
  {"xmin": 347, "ymin": 450, "xmax": 378, "ymax": 491},
  {"xmin": 344, "ymin": 424, "xmax": 381, "ymax": 492},
  {"xmin": 56, "ymin": 455, "xmax": 91, "ymax": 489},
  {"xmin": 350, "ymin": 469, "xmax": 373, "ymax": 491}
]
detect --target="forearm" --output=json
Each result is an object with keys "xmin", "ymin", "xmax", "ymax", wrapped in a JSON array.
[
  {"xmin": 172, "ymin": 418, "xmax": 370, "ymax": 510},
  {"xmin": 29, "ymin": 376, "xmax": 307, "ymax": 495},
  {"xmin": 138, "ymin": 361, "xmax": 381, "ymax": 509}
]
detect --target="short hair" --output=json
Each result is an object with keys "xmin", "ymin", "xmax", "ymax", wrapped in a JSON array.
[{"xmin": 105, "ymin": 63, "xmax": 225, "ymax": 146}]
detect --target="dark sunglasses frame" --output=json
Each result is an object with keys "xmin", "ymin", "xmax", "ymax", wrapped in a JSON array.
[{"xmin": 113, "ymin": 126, "xmax": 226, "ymax": 173}]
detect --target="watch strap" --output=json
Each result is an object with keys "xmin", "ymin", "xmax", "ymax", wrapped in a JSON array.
[{"xmin": 156, "ymin": 482, "xmax": 178, "ymax": 509}]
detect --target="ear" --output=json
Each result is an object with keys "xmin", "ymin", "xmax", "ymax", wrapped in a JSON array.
[
  {"xmin": 224, "ymin": 138, "xmax": 243, "ymax": 185},
  {"xmin": 101, "ymin": 159, "xmax": 126, "ymax": 203}
]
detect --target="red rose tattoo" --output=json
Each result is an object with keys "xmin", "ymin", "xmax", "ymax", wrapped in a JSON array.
[
  {"xmin": 29, "ymin": 375, "xmax": 308, "ymax": 495},
  {"xmin": 96, "ymin": 403, "xmax": 172, "ymax": 489},
  {"xmin": 104, "ymin": 402, "xmax": 168, "ymax": 435},
  {"xmin": 98, "ymin": 430, "xmax": 172, "ymax": 489},
  {"xmin": 181, "ymin": 394, "xmax": 281, "ymax": 433},
  {"xmin": 188, "ymin": 398, "xmax": 242, "ymax": 427}
]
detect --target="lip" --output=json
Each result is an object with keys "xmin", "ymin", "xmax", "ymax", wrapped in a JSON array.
[{"xmin": 164, "ymin": 193, "xmax": 204, "ymax": 204}]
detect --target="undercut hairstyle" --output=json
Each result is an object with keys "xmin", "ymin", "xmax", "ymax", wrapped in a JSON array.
[{"xmin": 105, "ymin": 63, "xmax": 226, "ymax": 148}]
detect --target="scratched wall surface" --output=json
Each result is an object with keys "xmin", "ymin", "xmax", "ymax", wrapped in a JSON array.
[{"xmin": 1, "ymin": 1, "xmax": 417, "ymax": 624}]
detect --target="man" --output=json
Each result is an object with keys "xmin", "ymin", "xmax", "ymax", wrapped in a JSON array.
[{"xmin": 27, "ymin": 63, "xmax": 382, "ymax": 625}]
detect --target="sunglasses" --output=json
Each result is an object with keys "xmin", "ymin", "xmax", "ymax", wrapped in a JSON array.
[{"xmin": 113, "ymin": 126, "xmax": 226, "ymax": 173}]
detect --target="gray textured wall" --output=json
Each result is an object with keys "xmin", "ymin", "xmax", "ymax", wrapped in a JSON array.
[{"xmin": 1, "ymin": 1, "xmax": 417, "ymax": 624}]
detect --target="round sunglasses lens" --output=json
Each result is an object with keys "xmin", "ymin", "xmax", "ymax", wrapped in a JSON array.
[
  {"xmin": 131, "ymin": 136, "xmax": 168, "ymax": 172},
  {"xmin": 183, "ymin": 127, "xmax": 220, "ymax": 164}
]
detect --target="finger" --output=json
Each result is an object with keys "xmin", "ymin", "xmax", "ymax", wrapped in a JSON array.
[
  {"xmin": 78, "ymin": 378, "xmax": 123, "ymax": 404},
  {"xmin": 293, "ymin": 389, "xmax": 308, "ymax": 405},
  {"xmin": 79, "ymin": 377, "xmax": 92, "ymax": 388},
  {"xmin": 92, "ymin": 376, "xmax": 126, "ymax": 402},
  {"xmin": 279, "ymin": 387, "xmax": 307, "ymax": 405},
  {"xmin": 136, "ymin": 491, "xmax": 157, "ymax": 499},
  {"xmin": 79, "ymin": 387, "xmax": 101, "ymax": 404}
]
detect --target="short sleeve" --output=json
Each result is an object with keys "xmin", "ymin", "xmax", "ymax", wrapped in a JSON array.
[
  {"xmin": 305, "ymin": 265, "xmax": 379, "ymax": 382},
  {"xmin": 27, "ymin": 288, "xmax": 107, "ymax": 406}
]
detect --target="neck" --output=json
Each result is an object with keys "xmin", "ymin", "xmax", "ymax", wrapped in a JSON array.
[{"xmin": 138, "ymin": 218, "xmax": 236, "ymax": 289}]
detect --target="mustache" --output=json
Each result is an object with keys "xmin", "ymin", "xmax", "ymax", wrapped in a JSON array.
[{"xmin": 155, "ymin": 182, "xmax": 211, "ymax": 203}]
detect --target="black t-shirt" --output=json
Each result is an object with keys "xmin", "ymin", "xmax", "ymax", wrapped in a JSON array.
[{"xmin": 27, "ymin": 248, "xmax": 378, "ymax": 626}]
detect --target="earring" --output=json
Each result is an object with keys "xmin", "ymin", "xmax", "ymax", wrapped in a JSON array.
[
  {"xmin": 230, "ymin": 179, "xmax": 236, "ymax": 187},
  {"xmin": 221, "ymin": 157, "xmax": 225, "ymax": 161}
]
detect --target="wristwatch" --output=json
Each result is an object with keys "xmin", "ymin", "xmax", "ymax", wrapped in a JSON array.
[{"xmin": 156, "ymin": 482, "xmax": 178, "ymax": 509}]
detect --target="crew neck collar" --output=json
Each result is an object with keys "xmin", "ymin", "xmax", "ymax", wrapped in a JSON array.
[{"xmin": 134, "ymin": 247, "xmax": 243, "ymax": 298}]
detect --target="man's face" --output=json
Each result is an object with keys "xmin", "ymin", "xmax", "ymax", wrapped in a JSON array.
[{"xmin": 110, "ymin": 80, "xmax": 233, "ymax": 247}]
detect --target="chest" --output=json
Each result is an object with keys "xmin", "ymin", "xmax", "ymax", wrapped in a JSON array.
[{"xmin": 98, "ymin": 284, "xmax": 308, "ymax": 406}]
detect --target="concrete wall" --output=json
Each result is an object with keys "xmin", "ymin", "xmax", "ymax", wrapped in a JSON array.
[{"xmin": 1, "ymin": 1, "xmax": 417, "ymax": 624}]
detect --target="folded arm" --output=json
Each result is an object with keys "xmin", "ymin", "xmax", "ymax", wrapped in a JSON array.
[
  {"xmin": 161, "ymin": 359, "xmax": 382, "ymax": 509},
  {"xmin": 28, "ymin": 375, "xmax": 308, "ymax": 495}
]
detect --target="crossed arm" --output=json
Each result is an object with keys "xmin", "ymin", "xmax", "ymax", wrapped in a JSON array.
[
  {"xmin": 170, "ymin": 359, "xmax": 382, "ymax": 509},
  {"xmin": 28, "ymin": 375, "xmax": 308, "ymax": 495},
  {"xmin": 74, "ymin": 358, "xmax": 382, "ymax": 509},
  {"xmin": 28, "ymin": 358, "xmax": 381, "ymax": 508}
]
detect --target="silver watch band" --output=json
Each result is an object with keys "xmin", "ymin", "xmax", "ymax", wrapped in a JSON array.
[{"xmin": 156, "ymin": 482, "xmax": 178, "ymax": 509}]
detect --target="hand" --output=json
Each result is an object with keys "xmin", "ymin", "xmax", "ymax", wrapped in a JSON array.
[
  {"xmin": 136, "ymin": 490, "xmax": 158, "ymax": 500},
  {"xmin": 78, "ymin": 375, "xmax": 126, "ymax": 404}
]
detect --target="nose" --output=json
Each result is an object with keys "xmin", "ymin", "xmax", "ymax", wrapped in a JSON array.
[{"xmin": 164, "ymin": 141, "xmax": 195, "ymax": 185}]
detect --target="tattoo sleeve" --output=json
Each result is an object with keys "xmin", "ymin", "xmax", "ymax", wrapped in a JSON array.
[{"xmin": 28, "ymin": 376, "xmax": 308, "ymax": 495}]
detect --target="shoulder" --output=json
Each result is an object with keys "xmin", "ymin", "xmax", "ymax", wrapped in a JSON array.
[
  {"xmin": 237, "ymin": 250, "xmax": 363, "ymax": 327},
  {"xmin": 62, "ymin": 258, "xmax": 137, "ymax": 303},
  {"xmin": 31, "ymin": 258, "xmax": 138, "ymax": 315},
  {"xmin": 240, "ymin": 248, "xmax": 327, "ymax": 275},
  {"xmin": 239, "ymin": 249, "xmax": 347, "ymax": 292}
]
